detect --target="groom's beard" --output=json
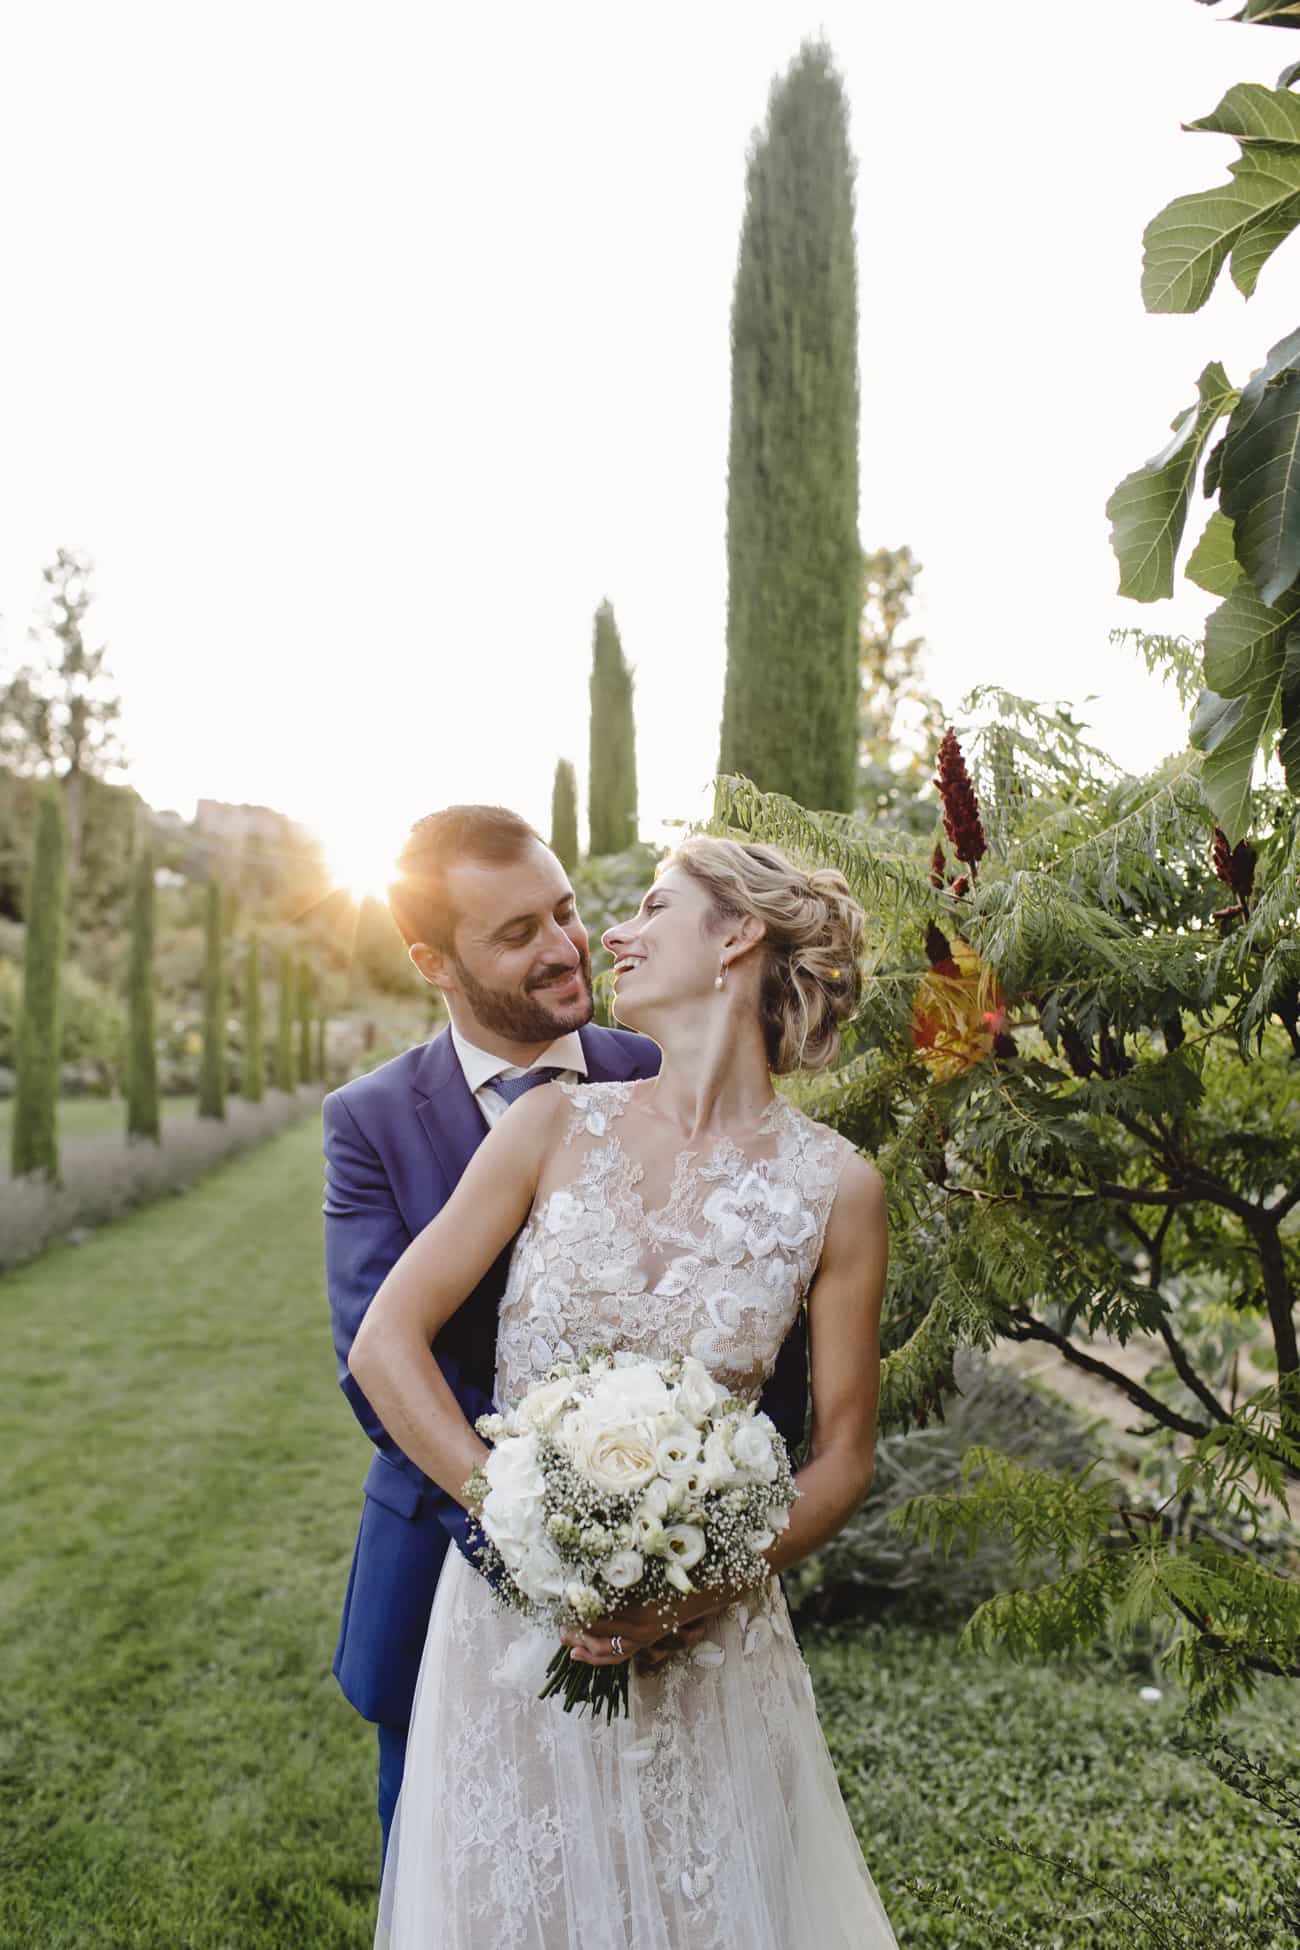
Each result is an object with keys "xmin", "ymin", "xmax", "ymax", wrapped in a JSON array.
[{"xmin": 452, "ymin": 947, "xmax": 594, "ymax": 1043}]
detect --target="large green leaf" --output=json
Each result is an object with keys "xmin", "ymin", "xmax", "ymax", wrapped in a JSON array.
[
  {"xmin": 1279, "ymin": 629, "xmax": 1300, "ymax": 790},
  {"xmin": 1185, "ymin": 80, "xmax": 1300, "ymax": 142},
  {"xmin": 1142, "ymin": 127, "xmax": 1300, "ymax": 311},
  {"xmin": 1106, "ymin": 364, "xmax": 1238, "ymax": 600},
  {"xmin": 1220, "ymin": 365, "xmax": 1300, "ymax": 604},
  {"xmin": 1185, "ymin": 510, "xmax": 1245, "ymax": 596},
  {"xmin": 1231, "ymin": 0, "xmax": 1300, "ymax": 22},
  {"xmin": 1195, "ymin": 578, "xmax": 1300, "ymax": 838}
]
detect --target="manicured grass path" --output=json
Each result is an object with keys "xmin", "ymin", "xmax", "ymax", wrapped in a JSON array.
[{"xmin": 1, "ymin": 1119, "xmax": 1292, "ymax": 1947}]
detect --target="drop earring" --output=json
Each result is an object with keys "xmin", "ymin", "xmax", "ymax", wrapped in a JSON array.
[{"xmin": 714, "ymin": 961, "xmax": 726, "ymax": 991}]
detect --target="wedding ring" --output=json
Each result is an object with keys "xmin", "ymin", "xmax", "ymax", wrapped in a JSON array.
[{"xmin": 610, "ymin": 1634, "xmax": 624, "ymax": 1657}]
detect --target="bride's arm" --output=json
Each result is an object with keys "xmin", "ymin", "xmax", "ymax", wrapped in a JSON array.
[
  {"xmin": 347, "ymin": 1085, "xmax": 562, "ymax": 1511},
  {"xmin": 762, "ymin": 1151, "xmax": 887, "ymax": 1572},
  {"xmin": 572, "ymin": 1154, "xmax": 887, "ymax": 1663}
]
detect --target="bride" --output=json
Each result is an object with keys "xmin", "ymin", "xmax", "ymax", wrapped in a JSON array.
[{"xmin": 349, "ymin": 835, "xmax": 900, "ymax": 1948}]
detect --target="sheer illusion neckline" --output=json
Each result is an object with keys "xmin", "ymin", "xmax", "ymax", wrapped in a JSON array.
[{"xmin": 597, "ymin": 1084, "xmax": 790, "ymax": 1228}]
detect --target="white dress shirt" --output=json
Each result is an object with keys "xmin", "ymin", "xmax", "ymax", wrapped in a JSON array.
[{"xmin": 450, "ymin": 1021, "xmax": 588, "ymax": 1129}]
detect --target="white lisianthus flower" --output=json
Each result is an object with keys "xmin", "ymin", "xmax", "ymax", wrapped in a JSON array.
[
  {"xmin": 655, "ymin": 1426, "xmax": 702, "ymax": 1480},
  {"xmin": 633, "ymin": 1512, "xmax": 667, "ymax": 1554},
  {"xmin": 564, "ymin": 1580, "xmax": 605, "ymax": 1619},
  {"xmin": 639, "ymin": 1478, "xmax": 673, "ymax": 1521},
  {"xmin": 600, "ymin": 1549, "xmax": 645, "ymax": 1589},
  {"xmin": 730, "ymin": 1418, "xmax": 779, "ymax": 1481},
  {"xmin": 665, "ymin": 1561, "xmax": 695, "ymax": 1594},
  {"xmin": 765, "ymin": 1505, "xmax": 792, "ymax": 1534},
  {"xmin": 661, "ymin": 1523, "xmax": 706, "ymax": 1570}
]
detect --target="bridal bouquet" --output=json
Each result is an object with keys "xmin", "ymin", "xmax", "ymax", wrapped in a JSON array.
[{"xmin": 461, "ymin": 1349, "xmax": 798, "ymax": 1722}]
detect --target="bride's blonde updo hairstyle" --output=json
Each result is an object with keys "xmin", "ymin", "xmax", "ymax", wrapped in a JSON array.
[{"xmin": 665, "ymin": 836, "xmax": 865, "ymax": 1075}]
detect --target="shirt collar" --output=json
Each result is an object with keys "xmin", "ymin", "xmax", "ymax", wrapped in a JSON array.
[{"xmin": 450, "ymin": 1021, "xmax": 588, "ymax": 1093}]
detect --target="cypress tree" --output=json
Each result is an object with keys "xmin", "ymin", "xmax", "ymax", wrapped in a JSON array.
[
  {"xmin": 297, "ymin": 957, "xmax": 314, "ymax": 1084},
  {"xmin": 587, "ymin": 601, "xmax": 638, "ymax": 855},
  {"xmin": 241, "ymin": 931, "xmax": 264, "ymax": 1103},
  {"xmin": 550, "ymin": 758, "xmax": 580, "ymax": 869},
  {"xmin": 276, "ymin": 949, "xmax": 297, "ymax": 1091},
  {"xmin": 197, "ymin": 877, "xmax": 226, "ymax": 1119},
  {"xmin": 718, "ymin": 42, "xmax": 861, "ymax": 812},
  {"xmin": 11, "ymin": 783, "xmax": 66, "ymax": 1179},
  {"xmin": 125, "ymin": 837, "xmax": 160, "ymax": 1141}
]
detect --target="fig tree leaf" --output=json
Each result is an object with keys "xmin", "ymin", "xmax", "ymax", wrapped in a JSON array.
[
  {"xmin": 1143, "ymin": 117, "xmax": 1300, "ymax": 311},
  {"xmin": 1106, "ymin": 364, "xmax": 1238, "ymax": 601},
  {"xmin": 1198, "ymin": 579, "xmax": 1300, "ymax": 840},
  {"xmin": 1186, "ymin": 510, "xmax": 1245, "ymax": 596},
  {"xmin": 1220, "ymin": 366, "xmax": 1300, "ymax": 606}
]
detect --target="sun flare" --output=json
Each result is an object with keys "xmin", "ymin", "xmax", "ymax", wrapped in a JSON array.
[{"xmin": 321, "ymin": 828, "xmax": 403, "ymax": 905}]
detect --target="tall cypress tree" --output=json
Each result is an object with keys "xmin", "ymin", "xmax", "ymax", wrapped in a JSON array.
[
  {"xmin": 550, "ymin": 758, "xmax": 579, "ymax": 869},
  {"xmin": 718, "ymin": 42, "xmax": 861, "ymax": 812},
  {"xmin": 125, "ymin": 837, "xmax": 160, "ymax": 1141},
  {"xmin": 587, "ymin": 601, "xmax": 638, "ymax": 854},
  {"xmin": 276, "ymin": 949, "xmax": 297, "ymax": 1091},
  {"xmin": 197, "ymin": 877, "xmax": 226, "ymax": 1119},
  {"xmin": 11, "ymin": 784, "xmax": 66, "ymax": 1179},
  {"xmin": 297, "ymin": 957, "xmax": 314, "ymax": 1084},
  {"xmin": 241, "ymin": 931, "xmax": 264, "ymax": 1103}
]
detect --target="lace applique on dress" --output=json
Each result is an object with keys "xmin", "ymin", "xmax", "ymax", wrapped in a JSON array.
[{"xmin": 494, "ymin": 1080, "xmax": 856, "ymax": 1411}]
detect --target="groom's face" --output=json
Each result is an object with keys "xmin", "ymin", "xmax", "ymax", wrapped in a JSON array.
[{"xmin": 428, "ymin": 840, "xmax": 594, "ymax": 1044}]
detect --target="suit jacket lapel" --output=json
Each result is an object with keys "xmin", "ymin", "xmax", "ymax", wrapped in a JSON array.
[
  {"xmin": 580, "ymin": 1022, "xmax": 641, "ymax": 1082},
  {"xmin": 411, "ymin": 1027, "xmax": 489, "ymax": 1193}
]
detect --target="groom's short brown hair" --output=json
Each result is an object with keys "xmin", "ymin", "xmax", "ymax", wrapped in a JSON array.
[{"xmin": 387, "ymin": 804, "xmax": 542, "ymax": 951}]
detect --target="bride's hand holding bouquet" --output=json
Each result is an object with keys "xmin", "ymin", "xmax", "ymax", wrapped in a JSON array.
[{"xmin": 462, "ymin": 1348, "xmax": 797, "ymax": 1721}]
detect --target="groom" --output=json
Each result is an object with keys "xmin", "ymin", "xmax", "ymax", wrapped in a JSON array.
[{"xmin": 323, "ymin": 804, "xmax": 812, "ymax": 1860}]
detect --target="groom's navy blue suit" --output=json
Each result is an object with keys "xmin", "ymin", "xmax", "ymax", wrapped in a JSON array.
[{"xmin": 323, "ymin": 1022, "xmax": 812, "ymax": 1839}]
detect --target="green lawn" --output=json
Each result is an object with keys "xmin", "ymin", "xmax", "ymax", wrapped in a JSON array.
[{"xmin": 1, "ymin": 1119, "xmax": 1292, "ymax": 1948}]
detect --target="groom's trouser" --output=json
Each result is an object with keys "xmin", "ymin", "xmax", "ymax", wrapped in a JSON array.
[{"xmin": 378, "ymin": 1723, "xmax": 408, "ymax": 1869}]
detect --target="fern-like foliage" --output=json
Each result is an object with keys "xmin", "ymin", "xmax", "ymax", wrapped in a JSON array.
[{"xmin": 710, "ymin": 687, "xmax": 1300, "ymax": 1721}]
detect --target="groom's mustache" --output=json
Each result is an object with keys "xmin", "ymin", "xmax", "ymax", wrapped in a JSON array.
[{"xmin": 527, "ymin": 956, "xmax": 590, "ymax": 991}]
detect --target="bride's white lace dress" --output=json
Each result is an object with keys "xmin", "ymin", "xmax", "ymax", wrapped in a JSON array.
[{"xmin": 376, "ymin": 1080, "xmax": 900, "ymax": 1949}]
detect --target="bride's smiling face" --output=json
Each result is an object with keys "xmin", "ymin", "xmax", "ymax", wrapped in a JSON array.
[{"xmin": 602, "ymin": 867, "xmax": 753, "ymax": 1025}]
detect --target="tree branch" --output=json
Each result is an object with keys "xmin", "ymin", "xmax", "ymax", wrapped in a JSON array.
[{"xmin": 996, "ymin": 1306, "xmax": 1211, "ymax": 1439}]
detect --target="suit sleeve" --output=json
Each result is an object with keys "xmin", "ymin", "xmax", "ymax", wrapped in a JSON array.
[{"xmin": 322, "ymin": 1090, "xmax": 496, "ymax": 1570}]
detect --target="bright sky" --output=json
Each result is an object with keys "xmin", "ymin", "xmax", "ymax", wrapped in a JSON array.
[{"xmin": 1, "ymin": 1, "xmax": 1295, "ymax": 895}]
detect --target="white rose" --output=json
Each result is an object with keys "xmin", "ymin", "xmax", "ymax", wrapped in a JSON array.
[
  {"xmin": 565, "ymin": 1419, "xmax": 659, "ymax": 1497},
  {"xmin": 513, "ymin": 1540, "xmax": 569, "ymax": 1604},
  {"xmin": 600, "ymin": 1549, "xmax": 645, "ymax": 1589},
  {"xmin": 661, "ymin": 1523, "xmax": 705, "ymax": 1570},
  {"xmin": 515, "ymin": 1374, "xmax": 578, "ymax": 1432},
  {"xmin": 675, "ymin": 1356, "xmax": 725, "ymax": 1425},
  {"xmin": 730, "ymin": 1419, "xmax": 779, "ymax": 1482},
  {"xmin": 586, "ymin": 1362, "xmax": 673, "ymax": 1423}
]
